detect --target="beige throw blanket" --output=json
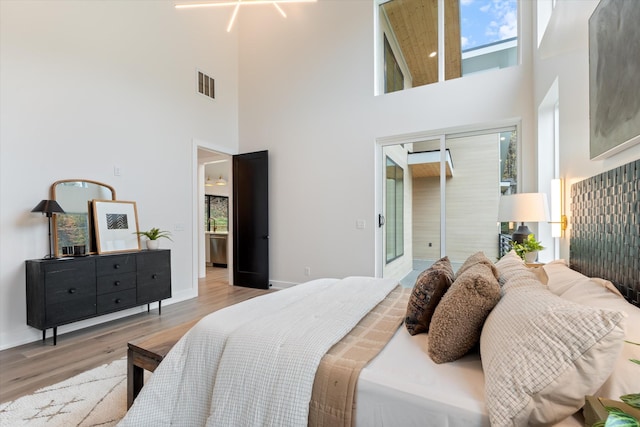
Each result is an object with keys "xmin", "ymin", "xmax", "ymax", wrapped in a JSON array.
[{"xmin": 309, "ymin": 286, "xmax": 411, "ymax": 427}]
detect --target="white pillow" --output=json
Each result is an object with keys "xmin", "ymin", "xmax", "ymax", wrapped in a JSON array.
[
  {"xmin": 542, "ymin": 259, "xmax": 593, "ymax": 295},
  {"xmin": 480, "ymin": 271, "xmax": 625, "ymax": 426},
  {"xmin": 559, "ymin": 275, "xmax": 640, "ymax": 400}
]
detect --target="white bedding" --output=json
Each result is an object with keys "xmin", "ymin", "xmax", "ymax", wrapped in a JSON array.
[
  {"xmin": 119, "ymin": 264, "xmax": 628, "ymax": 426},
  {"xmin": 356, "ymin": 330, "xmax": 489, "ymax": 427},
  {"xmin": 119, "ymin": 276, "xmax": 398, "ymax": 427}
]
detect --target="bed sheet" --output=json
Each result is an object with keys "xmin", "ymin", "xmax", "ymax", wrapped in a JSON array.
[
  {"xmin": 356, "ymin": 328, "xmax": 488, "ymax": 427},
  {"xmin": 355, "ymin": 327, "xmax": 583, "ymax": 427}
]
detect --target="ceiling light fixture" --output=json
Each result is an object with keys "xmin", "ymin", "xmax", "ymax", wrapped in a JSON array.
[{"xmin": 175, "ymin": 0, "xmax": 317, "ymax": 32}]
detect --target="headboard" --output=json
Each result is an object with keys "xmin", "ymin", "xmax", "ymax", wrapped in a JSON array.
[{"xmin": 570, "ymin": 159, "xmax": 639, "ymax": 307}]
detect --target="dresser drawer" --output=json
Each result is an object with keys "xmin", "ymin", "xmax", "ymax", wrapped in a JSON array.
[
  {"xmin": 45, "ymin": 274, "xmax": 96, "ymax": 305},
  {"xmin": 97, "ymin": 289, "xmax": 137, "ymax": 314},
  {"xmin": 137, "ymin": 280, "xmax": 171, "ymax": 304},
  {"xmin": 43, "ymin": 258, "xmax": 94, "ymax": 287},
  {"xmin": 45, "ymin": 296, "xmax": 96, "ymax": 326},
  {"xmin": 137, "ymin": 250, "xmax": 170, "ymax": 271},
  {"xmin": 96, "ymin": 254, "xmax": 136, "ymax": 276},
  {"xmin": 97, "ymin": 272, "xmax": 136, "ymax": 295}
]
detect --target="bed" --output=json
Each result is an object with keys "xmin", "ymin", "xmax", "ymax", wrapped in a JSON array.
[{"xmin": 119, "ymin": 160, "xmax": 640, "ymax": 427}]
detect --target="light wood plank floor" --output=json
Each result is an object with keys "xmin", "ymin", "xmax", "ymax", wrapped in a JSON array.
[{"xmin": 0, "ymin": 267, "xmax": 272, "ymax": 403}]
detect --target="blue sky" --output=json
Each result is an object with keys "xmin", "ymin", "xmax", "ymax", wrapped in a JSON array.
[{"xmin": 459, "ymin": 0, "xmax": 518, "ymax": 50}]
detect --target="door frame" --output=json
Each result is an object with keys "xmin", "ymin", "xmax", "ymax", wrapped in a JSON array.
[
  {"xmin": 374, "ymin": 120, "xmax": 522, "ymax": 279},
  {"xmin": 192, "ymin": 139, "xmax": 236, "ymax": 293}
]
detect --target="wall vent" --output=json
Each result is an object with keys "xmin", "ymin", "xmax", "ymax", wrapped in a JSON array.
[{"xmin": 197, "ymin": 70, "xmax": 215, "ymax": 100}]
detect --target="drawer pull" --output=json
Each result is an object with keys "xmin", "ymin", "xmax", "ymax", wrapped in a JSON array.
[
  {"xmin": 114, "ymin": 264, "xmax": 120, "ymax": 269},
  {"xmin": 115, "ymin": 298, "xmax": 122, "ymax": 304},
  {"xmin": 114, "ymin": 281, "xmax": 121, "ymax": 286},
  {"xmin": 68, "ymin": 288, "xmax": 76, "ymax": 294},
  {"xmin": 152, "ymin": 274, "xmax": 158, "ymax": 279}
]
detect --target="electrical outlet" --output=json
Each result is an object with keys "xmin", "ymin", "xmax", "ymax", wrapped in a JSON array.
[
  {"xmin": 113, "ymin": 166, "xmax": 122, "ymax": 176},
  {"xmin": 428, "ymin": 242, "xmax": 432, "ymax": 247},
  {"xmin": 304, "ymin": 267, "xmax": 311, "ymax": 276}
]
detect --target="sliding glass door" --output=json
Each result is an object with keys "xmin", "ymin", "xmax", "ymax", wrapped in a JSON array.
[{"xmin": 381, "ymin": 127, "xmax": 517, "ymax": 280}]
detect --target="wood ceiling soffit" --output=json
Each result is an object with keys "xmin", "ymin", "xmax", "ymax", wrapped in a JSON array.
[
  {"xmin": 383, "ymin": 0, "xmax": 438, "ymax": 86},
  {"xmin": 383, "ymin": 0, "xmax": 461, "ymax": 86},
  {"xmin": 411, "ymin": 162, "xmax": 453, "ymax": 177}
]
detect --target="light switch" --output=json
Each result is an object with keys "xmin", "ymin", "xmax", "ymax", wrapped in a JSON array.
[{"xmin": 356, "ymin": 219, "xmax": 366, "ymax": 229}]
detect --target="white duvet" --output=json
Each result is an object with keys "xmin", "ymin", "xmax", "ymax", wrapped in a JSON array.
[{"xmin": 118, "ymin": 276, "xmax": 398, "ymax": 427}]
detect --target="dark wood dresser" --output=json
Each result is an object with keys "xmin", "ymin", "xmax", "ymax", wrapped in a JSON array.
[{"xmin": 26, "ymin": 249, "xmax": 171, "ymax": 345}]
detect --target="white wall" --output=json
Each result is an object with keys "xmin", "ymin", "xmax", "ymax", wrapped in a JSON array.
[
  {"xmin": 534, "ymin": 0, "xmax": 640, "ymax": 261},
  {"xmin": 0, "ymin": 0, "xmax": 239, "ymax": 349},
  {"xmin": 237, "ymin": 0, "xmax": 535, "ymax": 284},
  {"xmin": 1, "ymin": 0, "xmax": 537, "ymax": 349}
]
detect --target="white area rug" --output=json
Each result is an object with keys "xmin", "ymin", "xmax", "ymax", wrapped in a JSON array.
[{"xmin": 0, "ymin": 358, "xmax": 129, "ymax": 426}]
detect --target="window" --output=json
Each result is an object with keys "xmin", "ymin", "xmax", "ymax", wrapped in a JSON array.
[
  {"xmin": 384, "ymin": 35, "xmax": 404, "ymax": 93},
  {"xmin": 205, "ymin": 195, "xmax": 228, "ymax": 232},
  {"xmin": 385, "ymin": 157, "xmax": 404, "ymax": 263},
  {"xmin": 377, "ymin": 0, "xmax": 518, "ymax": 93}
]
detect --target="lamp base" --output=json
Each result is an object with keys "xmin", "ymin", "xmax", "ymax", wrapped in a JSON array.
[{"xmin": 512, "ymin": 224, "xmax": 531, "ymax": 244}]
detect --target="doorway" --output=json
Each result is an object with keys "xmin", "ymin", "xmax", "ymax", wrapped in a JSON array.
[
  {"xmin": 194, "ymin": 144, "xmax": 270, "ymax": 291},
  {"xmin": 197, "ymin": 147, "xmax": 232, "ymax": 285}
]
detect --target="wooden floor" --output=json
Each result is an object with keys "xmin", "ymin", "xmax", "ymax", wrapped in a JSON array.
[{"xmin": 0, "ymin": 267, "xmax": 272, "ymax": 403}]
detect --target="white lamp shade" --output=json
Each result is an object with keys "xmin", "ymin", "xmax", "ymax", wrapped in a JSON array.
[{"xmin": 498, "ymin": 193, "xmax": 550, "ymax": 222}]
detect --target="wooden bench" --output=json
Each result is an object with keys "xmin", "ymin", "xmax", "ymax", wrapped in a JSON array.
[{"xmin": 127, "ymin": 320, "xmax": 197, "ymax": 408}]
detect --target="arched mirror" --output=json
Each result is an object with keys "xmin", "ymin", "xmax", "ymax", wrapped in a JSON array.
[{"xmin": 51, "ymin": 179, "xmax": 116, "ymax": 257}]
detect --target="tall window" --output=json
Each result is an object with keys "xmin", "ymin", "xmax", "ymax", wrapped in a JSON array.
[
  {"xmin": 384, "ymin": 35, "xmax": 404, "ymax": 93},
  {"xmin": 385, "ymin": 157, "xmax": 404, "ymax": 263},
  {"xmin": 205, "ymin": 195, "xmax": 228, "ymax": 232},
  {"xmin": 377, "ymin": 0, "xmax": 518, "ymax": 93}
]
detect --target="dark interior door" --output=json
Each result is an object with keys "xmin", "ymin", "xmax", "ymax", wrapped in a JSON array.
[{"xmin": 233, "ymin": 150, "xmax": 269, "ymax": 289}]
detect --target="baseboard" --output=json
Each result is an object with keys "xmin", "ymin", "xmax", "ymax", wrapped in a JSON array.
[{"xmin": 269, "ymin": 280, "xmax": 300, "ymax": 290}]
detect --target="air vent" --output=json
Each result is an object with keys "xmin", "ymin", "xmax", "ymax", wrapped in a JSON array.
[{"xmin": 197, "ymin": 70, "xmax": 215, "ymax": 100}]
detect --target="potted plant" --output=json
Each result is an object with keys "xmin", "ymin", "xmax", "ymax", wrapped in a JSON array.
[
  {"xmin": 511, "ymin": 234, "xmax": 544, "ymax": 263},
  {"xmin": 135, "ymin": 227, "xmax": 172, "ymax": 250}
]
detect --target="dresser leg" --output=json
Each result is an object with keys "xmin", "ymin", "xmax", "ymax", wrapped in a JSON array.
[
  {"xmin": 158, "ymin": 301, "xmax": 162, "ymax": 315},
  {"xmin": 42, "ymin": 329, "xmax": 46, "ymax": 342},
  {"xmin": 53, "ymin": 327, "xmax": 57, "ymax": 346}
]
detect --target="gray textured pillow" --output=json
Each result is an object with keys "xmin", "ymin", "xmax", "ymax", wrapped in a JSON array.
[
  {"xmin": 405, "ymin": 257, "xmax": 454, "ymax": 335},
  {"xmin": 427, "ymin": 262, "xmax": 501, "ymax": 363},
  {"xmin": 455, "ymin": 251, "xmax": 499, "ymax": 280}
]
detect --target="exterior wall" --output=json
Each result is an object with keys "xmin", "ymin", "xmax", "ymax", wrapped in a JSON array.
[
  {"xmin": 445, "ymin": 134, "xmax": 500, "ymax": 263},
  {"xmin": 413, "ymin": 176, "xmax": 441, "ymax": 261},
  {"xmin": 413, "ymin": 134, "xmax": 500, "ymax": 264}
]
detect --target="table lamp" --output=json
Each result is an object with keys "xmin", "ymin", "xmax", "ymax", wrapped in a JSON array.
[
  {"xmin": 31, "ymin": 199, "xmax": 65, "ymax": 259},
  {"xmin": 497, "ymin": 193, "xmax": 550, "ymax": 243}
]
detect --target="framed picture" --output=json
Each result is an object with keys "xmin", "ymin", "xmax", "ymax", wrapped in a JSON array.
[
  {"xmin": 589, "ymin": 0, "xmax": 640, "ymax": 160},
  {"xmin": 92, "ymin": 200, "xmax": 141, "ymax": 254}
]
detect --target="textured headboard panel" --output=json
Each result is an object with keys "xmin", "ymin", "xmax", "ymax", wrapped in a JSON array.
[{"xmin": 570, "ymin": 160, "xmax": 639, "ymax": 307}]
